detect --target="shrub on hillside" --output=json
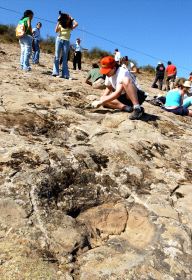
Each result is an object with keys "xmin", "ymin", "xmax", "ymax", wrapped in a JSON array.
[
  {"xmin": 0, "ymin": 24, "xmax": 9, "ymax": 35},
  {"xmin": 140, "ymin": 64, "xmax": 155, "ymax": 74},
  {"xmin": 41, "ymin": 36, "xmax": 55, "ymax": 54},
  {"xmin": 0, "ymin": 24, "xmax": 17, "ymax": 43},
  {"xmin": 84, "ymin": 47, "xmax": 112, "ymax": 60}
]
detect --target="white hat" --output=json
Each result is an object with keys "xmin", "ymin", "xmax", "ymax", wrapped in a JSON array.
[
  {"xmin": 183, "ymin": 80, "xmax": 191, "ymax": 88},
  {"xmin": 158, "ymin": 61, "xmax": 162, "ymax": 65}
]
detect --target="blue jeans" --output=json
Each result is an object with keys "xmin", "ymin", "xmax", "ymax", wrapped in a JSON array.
[
  {"xmin": 32, "ymin": 39, "xmax": 40, "ymax": 64},
  {"xmin": 183, "ymin": 96, "xmax": 192, "ymax": 108},
  {"xmin": 52, "ymin": 37, "xmax": 70, "ymax": 78},
  {"xmin": 19, "ymin": 34, "xmax": 33, "ymax": 70}
]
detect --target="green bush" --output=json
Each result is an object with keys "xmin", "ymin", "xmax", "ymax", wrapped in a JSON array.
[
  {"xmin": 0, "ymin": 24, "xmax": 9, "ymax": 35},
  {"xmin": 0, "ymin": 24, "xmax": 17, "ymax": 43},
  {"xmin": 140, "ymin": 64, "xmax": 155, "ymax": 74},
  {"xmin": 84, "ymin": 47, "xmax": 112, "ymax": 60}
]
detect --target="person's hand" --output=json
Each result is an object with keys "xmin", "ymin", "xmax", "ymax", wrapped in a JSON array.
[{"xmin": 91, "ymin": 100, "xmax": 102, "ymax": 108}]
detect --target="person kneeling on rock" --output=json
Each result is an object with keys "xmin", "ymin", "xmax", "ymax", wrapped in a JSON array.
[
  {"xmin": 91, "ymin": 56, "xmax": 146, "ymax": 120},
  {"xmin": 85, "ymin": 63, "xmax": 106, "ymax": 89}
]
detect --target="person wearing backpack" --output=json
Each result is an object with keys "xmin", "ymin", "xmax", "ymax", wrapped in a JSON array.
[{"xmin": 17, "ymin": 10, "xmax": 34, "ymax": 71}]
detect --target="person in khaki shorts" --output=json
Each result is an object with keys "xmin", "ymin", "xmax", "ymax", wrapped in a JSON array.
[{"xmin": 85, "ymin": 63, "xmax": 105, "ymax": 89}]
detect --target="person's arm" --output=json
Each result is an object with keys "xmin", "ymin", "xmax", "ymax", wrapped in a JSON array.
[
  {"xmin": 27, "ymin": 18, "xmax": 33, "ymax": 35},
  {"xmin": 130, "ymin": 66, "xmax": 137, "ymax": 74},
  {"xmin": 91, "ymin": 86, "xmax": 112, "ymax": 108},
  {"xmin": 100, "ymin": 84, "xmax": 123, "ymax": 104},
  {"xmin": 180, "ymin": 90, "xmax": 185, "ymax": 105},
  {"xmin": 55, "ymin": 22, "xmax": 60, "ymax": 33},
  {"xmin": 85, "ymin": 72, "xmax": 92, "ymax": 85},
  {"xmin": 71, "ymin": 19, "xmax": 78, "ymax": 30}
]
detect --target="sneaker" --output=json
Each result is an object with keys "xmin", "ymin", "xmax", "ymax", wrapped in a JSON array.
[
  {"xmin": 129, "ymin": 107, "xmax": 144, "ymax": 120},
  {"xmin": 123, "ymin": 105, "xmax": 133, "ymax": 113},
  {"xmin": 64, "ymin": 77, "xmax": 73, "ymax": 80},
  {"xmin": 23, "ymin": 67, "xmax": 31, "ymax": 72}
]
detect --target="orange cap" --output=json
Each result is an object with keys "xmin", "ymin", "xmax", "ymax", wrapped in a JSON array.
[{"xmin": 100, "ymin": 56, "xmax": 116, "ymax": 75}]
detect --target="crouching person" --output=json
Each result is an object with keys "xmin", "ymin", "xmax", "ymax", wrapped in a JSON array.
[
  {"xmin": 92, "ymin": 56, "xmax": 146, "ymax": 120},
  {"xmin": 85, "ymin": 63, "xmax": 105, "ymax": 89}
]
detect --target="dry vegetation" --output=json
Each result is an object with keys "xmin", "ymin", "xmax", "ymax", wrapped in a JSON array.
[{"xmin": 0, "ymin": 24, "xmax": 155, "ymax": 72}]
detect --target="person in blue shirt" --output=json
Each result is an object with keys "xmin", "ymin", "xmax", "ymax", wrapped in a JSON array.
[
  {"xmin": 32, "ymin": 22, "xmax": 42, "ymax": 64},
  {"xmin": 72, "ymin": 38, "xmax": 82, "ymax": 70},
  {"xmin": 164, "ymin": 79, "xmax": 192, "ymax": 116}
]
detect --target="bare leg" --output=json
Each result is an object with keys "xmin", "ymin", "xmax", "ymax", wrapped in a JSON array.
[
  {"xmin": 122, "ymin": 80, "xmax": 139, "ymax": 105},
  {"xmin": 103, "ymin": 99, "xmax": 126, "ymax": 110}
]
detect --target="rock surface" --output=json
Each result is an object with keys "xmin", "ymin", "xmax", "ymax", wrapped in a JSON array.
[{"xmin": 0, "ymin": 43, "xmax": 192, "ymax": 279}]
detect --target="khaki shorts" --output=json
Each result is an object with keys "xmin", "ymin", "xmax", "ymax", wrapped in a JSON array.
[{"xmin": 92, "ymin": 78, "xmax": 105, "ymax": 89}]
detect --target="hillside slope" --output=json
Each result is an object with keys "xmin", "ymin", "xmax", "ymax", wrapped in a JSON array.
[{"xmin": 0, "ymin": 43, "xmax": 192, "ymax": 280}]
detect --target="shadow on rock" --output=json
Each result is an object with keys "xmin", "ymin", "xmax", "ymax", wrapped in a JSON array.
[{"xmin": 140, "ymin": 113, "xmax": 160, "ymax": 122}]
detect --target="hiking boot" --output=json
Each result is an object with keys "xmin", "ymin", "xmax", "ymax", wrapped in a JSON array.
[{"xmin": 129, "ymin": 107, "xmax": 144, "ymax": 120}]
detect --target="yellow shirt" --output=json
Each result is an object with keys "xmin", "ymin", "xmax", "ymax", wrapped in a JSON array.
[{"xmin": 58, "ymin": 24, "xmax": 71, "ymax": 41}]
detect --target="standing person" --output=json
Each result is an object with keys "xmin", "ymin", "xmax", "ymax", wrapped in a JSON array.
[
  {"xmin": 52, "ymin": 11, "xmax": 78, "ymax": 79},
  {"xmin": 91, "ymin": 56, "xmax": 146, "ymax": 120},
  {"xmin": 18, "ymin": 10, "xmax": 34, "ymax": 71},
  {"xmin": 114, "ymin": 49, "xmax": 121, "ymax": 65},
  {"xmin": 32, "ymin": 22, "xmax": 42, "ymax": 64},
  {"xmin": 85, "ymin": 63, "xmax": 105, "ymax": 89},
  {"xmin": 73, "ymin": 38, "xmax": 82, "ymax": 70},
  {"xmin": 165, "ymin": 61, "xmax": 177, "ymax": 90},
  {"xmin": 151, "ymin": 62, "xmax": 165, "ymax": 90}
]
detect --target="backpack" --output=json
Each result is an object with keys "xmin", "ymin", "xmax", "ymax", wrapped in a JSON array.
[
  {"xmin": 15, "ymin": 21, "xmax": 26, "ymax": 38},
  {"xmin": 148, "ymin": 96, "xmax": 166, "ymax": 107}
]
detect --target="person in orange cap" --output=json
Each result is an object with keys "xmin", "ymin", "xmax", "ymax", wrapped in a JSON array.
[{"xmin": 91, "ymin": 56, "xmax": 146, "ymax": 120}]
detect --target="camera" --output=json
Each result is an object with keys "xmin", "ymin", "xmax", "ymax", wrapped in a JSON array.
[{"xmin": 57, "ymin": 11, "xmax": 72, "ymax": 29}]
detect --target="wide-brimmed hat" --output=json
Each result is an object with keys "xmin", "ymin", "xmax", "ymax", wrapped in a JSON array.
[
  {"xmin": 183, "ymin": 80, "xmax": 191, "ymax": 88},
  {"xmin": 100, "ymin": 56, "xmax": 116, "ymax": 75}
]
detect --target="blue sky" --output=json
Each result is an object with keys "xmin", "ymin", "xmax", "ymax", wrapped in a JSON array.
[{"xmin": 0, "ymin": 0, "xmax": 192, "ymax": 78}]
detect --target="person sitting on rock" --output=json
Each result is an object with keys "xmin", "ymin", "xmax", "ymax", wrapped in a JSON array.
[
  {"xmin": 91, "ymin": 56, "xmax": 147, "ymax": 120},
  {"xmin": 85, "ymin": 63, "xmax": 105, "ymax": 89},
  {"xmin": 164, "ymin": 79, "xmax": 192, "ymax": 116}
]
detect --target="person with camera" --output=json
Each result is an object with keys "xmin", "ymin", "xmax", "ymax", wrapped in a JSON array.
[{"xmin": 52, "ymin": 11, "xmax": 78, "ymax": 79}]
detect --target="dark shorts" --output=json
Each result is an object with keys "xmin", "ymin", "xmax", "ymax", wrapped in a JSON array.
[
  {"xmin": 163, "ymin": 106, "xmax": 189, "ymax": 116},
  {"xmin": 118, "ymin": 89, "xmax": 146, "ymax": 106}
]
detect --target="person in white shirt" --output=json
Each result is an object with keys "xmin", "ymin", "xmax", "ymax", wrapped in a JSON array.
[
  {"xmin": 32, "ymin": 22, "xmax": 42, "ymax": 64},
  {"xmin": 91, "ymin": 56, "xmax": 146, "ymax": 120},
  {"xmin": 72, "ymin": 38, "xmax": 82, "ymax": 70},
  {"xmin": 114, "ymin": 48, "xmax": 121, "ymax": 65},
  {"xmin": 120, "ymin": 56, "xmax": 140, "ymax": 88}
]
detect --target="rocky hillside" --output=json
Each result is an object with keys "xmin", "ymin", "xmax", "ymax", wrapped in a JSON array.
[{"xmin": 0, "ymin": 43, "xmax": 192, "ymax": 280}]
